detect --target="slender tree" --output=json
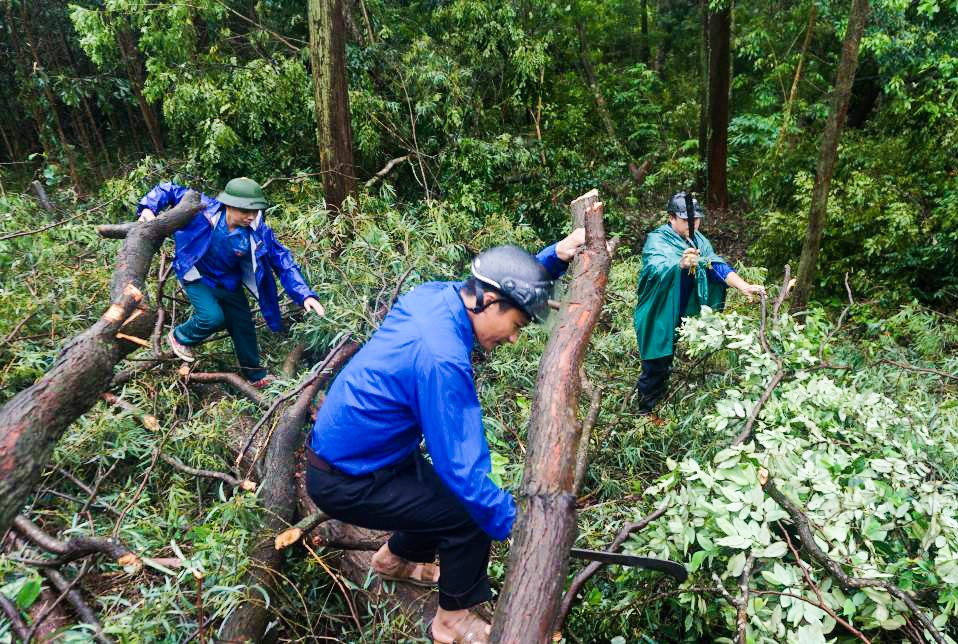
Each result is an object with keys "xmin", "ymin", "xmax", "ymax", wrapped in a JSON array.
[
  {"xmin": 792, "ymin": 0, "xmax": 869, "ymax": 310},
  {"xmin": 706, "ymin": 0, "xmax": 731, "ymax": 210},
  {"xmin": 308, "ymin": 0, "xmax": 356, "ymax": 214}
]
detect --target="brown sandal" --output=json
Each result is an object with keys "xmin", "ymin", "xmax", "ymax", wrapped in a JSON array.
[
  {"xmin": 372, "ymin": 558, "xmax": 440, "ymax": 587},
  {"xmin": 430, "ymin": 612, "xmax": 490, "ymax": 644}
]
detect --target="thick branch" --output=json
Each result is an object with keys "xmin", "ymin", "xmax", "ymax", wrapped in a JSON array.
[
  {"xmin": 365, "ymin": 154, "xmax": 412, "ymax": 188},
  {"xmin": 12, "ymin": 515, "xmax": 140, "ymax": 570},
  {"xmin": 733, "ymin": 269, "xmax": 793, "ymax": 446},
  {"xmin": 0, "ymin": 592, "xmax": 29, "ymax": 640},
  {"xmin": 41, "ymin": 566, "xmax": 111, "ymax": 644},
  {"xmin": 0, "ymin": 193, "xmax": 202, "ymax": 536},
  {"xmin": 179, "ymin": 368, "xmax": 267, "ymax": 408}
]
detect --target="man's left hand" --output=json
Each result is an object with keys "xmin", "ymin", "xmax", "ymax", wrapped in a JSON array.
[
  {"xmin": 556, "ymin": 227, "xmax": 586, "ymax": 261},
  {"xmin": 304, "ymin": 297, "xmax": 325, "ymax": 316}
]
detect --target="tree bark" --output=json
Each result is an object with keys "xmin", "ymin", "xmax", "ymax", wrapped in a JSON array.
[
  {"xmin": 0, "ymin": 193, "xmax": 202, "ymax": 536},
  {"xmin": 706, "ymin": 0, "xmax": 732, "ymax": 211},
  {"xmin": 491, "ymin": 191, "xmax": 611, "ymax": 643},
  {"xmin": 31, "ymin": 180, "xmax": 55, "ymax": 215},
  {"xmin": 219, "ymin": 340, "xmax": 360, "ymax": 641},
  {"xmin": 792, "ymin": 0, "xmax": 869, "ymax": 311},
  {"xmin": 308, "ymin": 0, "xmax": 356, "ymax": 214},
  {"xmin": 697, "ymin": 0, "xmax": 709, "ymax": 191}
]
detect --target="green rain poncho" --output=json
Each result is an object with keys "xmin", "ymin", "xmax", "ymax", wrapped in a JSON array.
[{"xmin": 633, "ymin": 224, "xmax": 729, "ymax": 360}]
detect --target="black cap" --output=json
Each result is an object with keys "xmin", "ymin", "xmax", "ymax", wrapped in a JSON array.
[
  {"xmin": 471, "ymin": 245, "xmax": 556, "ymax": 322},
  {"xmin": 666, "ymin": 192, "xmax": 704, "ymax": 219}
]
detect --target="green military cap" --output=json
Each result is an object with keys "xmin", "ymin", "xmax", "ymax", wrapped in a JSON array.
[{"xmin": 217, "ymin": 177, "xmax": 268, "ymax": 210}]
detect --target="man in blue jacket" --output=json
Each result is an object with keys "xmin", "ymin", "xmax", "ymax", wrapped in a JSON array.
[
  {"xmin": 306, "ymin": 232, "xmax": 584, "ymax": 643},
  {"xmin": 137, "ymin": 177, "xmax": 324, "ymax": 387}
]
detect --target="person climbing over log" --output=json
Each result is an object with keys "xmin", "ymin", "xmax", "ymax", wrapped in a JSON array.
[
  {"xmin": 633, "ymin": 192, "xmax": 764, "ymax": 424},
  {"xmin": 136, "ymin": 177, "xmax": 325, "ymax": 388},
  {"xmin": 304, "ymin": 231, "xmax": 586, "ymax": 644}
]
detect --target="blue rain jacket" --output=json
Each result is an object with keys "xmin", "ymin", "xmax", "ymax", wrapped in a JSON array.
[
  {"xmin": 136, "ymin": 182, "xmax": 317, "ymax": 332},
  {"xmin": 309, "ymin": 244, "xmax": 568, "ymax": 541}
]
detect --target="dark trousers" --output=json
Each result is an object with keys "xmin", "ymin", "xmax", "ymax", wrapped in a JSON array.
[
  {"xmin": 305, "ymin": 451, "xmax": 492, "ymax": 610},
  {"xmin": 638, "ymin": 355, "xmax": 674, "ymax": 414},
  {"xmin": 173, "ymin": 280, "xmax": 266, "ymax": 382}
]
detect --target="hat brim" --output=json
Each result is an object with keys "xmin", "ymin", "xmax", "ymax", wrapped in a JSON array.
[{"xmin": 217, "ymin": 192, "xmax": 268, "ymax": 210}]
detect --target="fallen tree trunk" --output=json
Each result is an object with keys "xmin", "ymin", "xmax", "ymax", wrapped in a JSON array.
[
  {"xmin": 0, "ymin": 192, "xmax": 202, "ymax": 536},
  {"xmin": 491, "ymin": 190, "xmax": 611, "ymax": 642},
  {"xmin": 219, "ymin": 339, "xmax": 360, "ymax": 641}
]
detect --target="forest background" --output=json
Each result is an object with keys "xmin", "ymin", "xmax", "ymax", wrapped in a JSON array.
[{"xmin": 1, "ymin": 0, "xmax": 957, "ymax": 641}]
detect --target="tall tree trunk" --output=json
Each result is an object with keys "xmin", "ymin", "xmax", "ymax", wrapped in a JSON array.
[
  {"xmin": 792, "ymin": 0, "xmax": 869, "ymax": 311},
  {"xmin": 697, "ymin": 0, "xmax": 709, "ymax": 192},
  {"xmin": 308, "ymin": 0, "xmax": 356, "ymax": 214},
  {"xmin": 640, "ymin": 0, "xmax": 650, "ymax": 65},
  {"xmin": 775, "ymin": 2, "xmax": 817, "ymax": 153},
  {"xmin": 491, "ymin": 191, "xmax": 611, "ymax": 642},
  {"xmin": 706, "ymin": 0, "xmax": 731, "ymax": 211}
]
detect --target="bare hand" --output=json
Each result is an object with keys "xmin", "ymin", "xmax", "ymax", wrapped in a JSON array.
[
  {"xmin": 738, "ymin": 283, "xmax": 766, "ymax": 302},
  {"xmin": 556, "ymin": 227, "xmax": 586, "ymax": 262},
  {"xmin": 304, "ymin": 297, "xmax": 325, "ymax": 317},
  {"xmin": 679, "ymin": 248, "xmax": 700, "ymax": 270},
  {"xmin": 138, "ymin": 208, "xmax": 156, "ymax": 223}
]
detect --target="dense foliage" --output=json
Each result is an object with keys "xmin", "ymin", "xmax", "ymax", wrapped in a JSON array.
[{"xmin": 1, "ymin": 0, "xmax": 957, "ymax": 641}]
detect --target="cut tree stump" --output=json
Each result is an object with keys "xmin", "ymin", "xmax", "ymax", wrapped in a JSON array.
[
  {"xmin": 491, "ymin": 190, "xmax": 612, "ymax": 643},
  {"xmin": 0, "ymin": 192, "xmax": 203, "ymax": 536}
]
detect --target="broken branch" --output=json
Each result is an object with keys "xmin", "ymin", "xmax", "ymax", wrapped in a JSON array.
[{"xmin": 761, "ymin": 470, "xmax": 946, "ymax": 644}]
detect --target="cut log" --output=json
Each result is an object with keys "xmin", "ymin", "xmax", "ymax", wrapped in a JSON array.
[
  {"xmin": 491, "ymin": 192, "xmax": 612, "ymax": 642},
  {"xmin": 0, "ymin": 192, "xmax": 203, "ymax": 536},
  {"xmin": 219, "ymin": 339, "xmax": 361, "ymax": 641}
]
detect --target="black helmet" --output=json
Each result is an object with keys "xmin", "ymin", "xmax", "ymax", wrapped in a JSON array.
[
  {"xmin": 471, "ymin": 245, "xmax": 555, "ymax": 323},
  {"xmin": 666, "ymin": 192, "xmax": 704, "ymax": 219}
]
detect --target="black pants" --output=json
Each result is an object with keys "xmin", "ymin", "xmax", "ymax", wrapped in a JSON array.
[
  {"xmin": 305, "ymin": 451, "xmax": 492, "ymax": 610},
  {"xmin": 638, "ymin": 355, "xmax": 674, "ymax": 414}
]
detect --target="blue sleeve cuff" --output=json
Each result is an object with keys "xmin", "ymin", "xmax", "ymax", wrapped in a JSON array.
[{"xmin": 536, "ymin": 243, "xmax": 570, "ymax": 280}]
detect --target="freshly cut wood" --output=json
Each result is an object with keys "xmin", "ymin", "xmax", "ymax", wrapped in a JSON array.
[
  {"xmin": 0, "ymin": 192, "xmax": 203, "ymax": 536},
  {"xmin": 491, "ymin": 191, "xmax": 612, "ymax": 642}
]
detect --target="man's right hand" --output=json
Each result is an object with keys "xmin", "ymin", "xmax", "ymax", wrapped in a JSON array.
[
  {"xmin": 138, "ymin": 208, "xmax": 157, "ymax": 223},
  {"xmin": 679, "ymin": 247, "xmax": 699, "ymax": 269}
]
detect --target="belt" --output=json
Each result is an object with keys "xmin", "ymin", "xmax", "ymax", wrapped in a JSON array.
[{"xmin": 306, "ymin": 449, "xmax": 334, "ymax": 473}]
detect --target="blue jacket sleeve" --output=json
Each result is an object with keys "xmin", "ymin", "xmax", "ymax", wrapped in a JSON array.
[
  {"xmin": 536, "ymin": 243, "xmax": 570, "ymax": 280},
  {"xmin": 261, "ymin": 225, "xmax": 318, "ymax": 306},
  {"xmin": 707, "ymin": 261, "xmax": 735, "ymax": 283},
  {"xmin": 136, "ymin": 182, "xmax": 189, "ymax": 218},
  {"xmin": 415, "ymin": 353, "xmax": 516, "ymax": 540}
]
